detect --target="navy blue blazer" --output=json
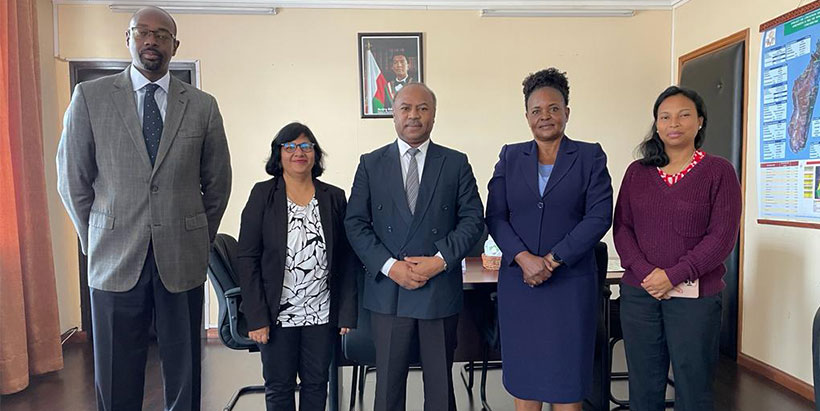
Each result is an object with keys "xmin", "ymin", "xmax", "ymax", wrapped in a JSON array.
[
  {"xmin": 345, "ymin": 141, "xmax": 485, "ymax": 320},
  {"xmin": 486, "ymin": 137, "xmax": 613, "ymax": 277}
]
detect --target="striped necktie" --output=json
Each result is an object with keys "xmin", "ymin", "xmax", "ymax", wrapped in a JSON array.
[{"xmin": 405, "ymin": 147, "xmax": 420, "ymax": 214}]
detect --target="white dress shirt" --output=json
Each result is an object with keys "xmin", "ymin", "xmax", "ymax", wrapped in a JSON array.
[
  {"xmin": 130, "ymin": 65, "xmax": 170, "ymax": 125},
  {"xmin": 380, "ymin": 138, "xmax": 444, "ymax": 277}
]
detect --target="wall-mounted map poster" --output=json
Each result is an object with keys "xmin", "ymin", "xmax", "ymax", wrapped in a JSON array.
[{"xmin": 759, "ymin": 1, "xmax": 820, "ymax": 228}]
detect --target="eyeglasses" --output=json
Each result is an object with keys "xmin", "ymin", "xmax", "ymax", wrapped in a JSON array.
[
  {"xmin": 129, "ymin": 27, "xmax": 176, "ymax": 43},
  {"xmin": 280, "ymin": 142, "xmax": 315, "ymax": 153}
]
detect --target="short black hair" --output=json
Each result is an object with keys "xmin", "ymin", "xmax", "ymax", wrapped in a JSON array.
[
  {"xmin": 638, "ymin": 86, "xmax": 708, "ymax": 167},
  {"xmin": 265, "ymin": 122, "xmax": 325, "ymax": 178},
  {"xmin": 522, "ymin": 68, "xmax": 570, "ymax": 108}
]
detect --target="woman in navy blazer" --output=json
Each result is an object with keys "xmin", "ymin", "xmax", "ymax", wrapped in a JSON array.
[
  {"xmin": 486, "ymin": 68, "xmax": 613, "ymax": 411},
  {"xmin": 236, "ymin": 122, "xmax": 358, "ymax": 411}
]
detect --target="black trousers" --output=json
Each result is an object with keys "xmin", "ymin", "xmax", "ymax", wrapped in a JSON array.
[
  {"xmin": 370, "ymin": 311, "xmax": 459, "ymax": 411},
  {"xmin": 619, "ymin": 284, "xmax": 721, "ymax": 411},
  {"xmin": 257, "ymin": 323, "xmax": 336, "ymax": 411},
  {"xmin": 90, "ymin": 244, "xmax": 203, "ymax": 411}
]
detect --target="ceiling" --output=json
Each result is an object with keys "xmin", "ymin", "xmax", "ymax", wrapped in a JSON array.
[{"xmin": 52, "ymin": 0, "xmax": 691, "ymax": 14}]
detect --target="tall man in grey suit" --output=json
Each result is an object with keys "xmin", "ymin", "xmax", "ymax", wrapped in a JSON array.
[
  {"xmin": 345, "ymin": 83, "xmax": 484, "ymax": 411},
  {"xmin": 56, "ymin": 7, "xmax": 231, "ymax": 411}
]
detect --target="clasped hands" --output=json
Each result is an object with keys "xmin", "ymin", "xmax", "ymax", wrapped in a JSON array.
[
  {"xmin": 514, "ymin": 251, "xmax": 561, "ymax": 287},
  {"xmin": 642, "ymin": 267, "xmax": 674, "ymax": 300},
  {"xmin": 388, "ymin": 256, "xmax": 446, "ymax": 290}
]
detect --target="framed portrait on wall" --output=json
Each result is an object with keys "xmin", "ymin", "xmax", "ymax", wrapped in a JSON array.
[{"xmin": 358, "ymin": 32, "xmax": 424, "ymax": 118}]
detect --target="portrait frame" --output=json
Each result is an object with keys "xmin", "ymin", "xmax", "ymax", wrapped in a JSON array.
[{"xmin": 358, "ymin": 32, "xmax": 424, "ymax": 118}]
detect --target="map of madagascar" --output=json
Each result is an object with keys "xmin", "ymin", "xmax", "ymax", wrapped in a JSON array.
[{"xmin": 788, "ymin": 40, "xmax": 820, "ymax": 154}]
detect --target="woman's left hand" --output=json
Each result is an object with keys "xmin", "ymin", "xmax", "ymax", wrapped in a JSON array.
[
  {"xmin": 339, "ymin": 327, "xmax": 350, "ymax": 335},
  {"xmin": 642, "ymin": 268, "xmax": 673, "ymax": 299}
]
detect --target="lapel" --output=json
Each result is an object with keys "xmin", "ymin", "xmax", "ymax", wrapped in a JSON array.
[
  {"xmin": 405, "ymin": 142, "xmax": 445, "ymax": 242},
  {"xmin": 314, "ymin": 180, "xmax": 335, "ymax": 267},
  {"xmin": 153, "ymin": 75, "xmax": 189, "ymax": 175},
  {"xmin": 111, "ymin": 68, "xmax": 152, "ymax": 170},
  {"xmin": 518, "ymin": 140, "xmax": 541, "ymax": 198},
  {"xmin": 384, "ymin": 142, "xmax": 413, "ymax": 225},
  {"xmin": 541, "ymin": 136, "xmax": 579, "ymax": 198},
  {"xmin": 271, "ymin": 177, "xmax": 289, "ymax": 269}
]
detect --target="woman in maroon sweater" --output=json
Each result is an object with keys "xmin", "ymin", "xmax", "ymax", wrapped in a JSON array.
[{"xmin": 613, "ymin": 86, "xmax": 741, "ymax": 411}]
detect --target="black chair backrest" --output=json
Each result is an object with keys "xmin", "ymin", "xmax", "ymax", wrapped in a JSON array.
[
  {"xmin": 594, "ymin": 242, "xmax": 608, "ymax": 291},
  {"xmin": 207, "ymin": 233, "xmax": 254, "ymax": 351}
]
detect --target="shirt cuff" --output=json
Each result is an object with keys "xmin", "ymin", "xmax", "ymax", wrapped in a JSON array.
[
  {"xmin": 381, "ymin": 257, "xmax": 397, "ymax": 277},
  {"xmin": 435, "ymin": 252, "xmax": 447, "ymax": 270}
]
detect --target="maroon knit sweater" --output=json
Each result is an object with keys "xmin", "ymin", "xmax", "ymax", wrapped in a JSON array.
[{"xmin": 613, "ymin": 154, "xmax": 742, "ymax": 296}]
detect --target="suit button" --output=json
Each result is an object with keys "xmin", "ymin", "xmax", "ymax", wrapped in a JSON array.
[
  {"xmin": 442, "ymin": 205, "xmax": 449, "ymax": 210},
  {"xmin": 387, "ymin": 225, "xmax": 392, "ymax": 232},
  {"xmin": 537, "ymin": 201, "xmax": 543, "ymax": 209},
  {"xmin": 377, "ymin": 204, "xmax": 383, "ymax": 210},
  {"xmin": 151, "ymin": 185, "xmax": 159, "ymax": 193},
  {"xmin": 432, "ymin": 228, "xmax": 438, "ymax": 234}
]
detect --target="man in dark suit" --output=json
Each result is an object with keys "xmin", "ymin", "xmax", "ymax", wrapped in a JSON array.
[
  {"xmin": 345, "ymin": 83, "xmax": 484, "ymax": 411},
  {"xmin": 56, "ymin": 7, "xmax": 231, "ymax": 411}
]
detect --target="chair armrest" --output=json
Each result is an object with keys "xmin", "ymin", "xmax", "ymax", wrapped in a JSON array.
[{"xmin": 223, "ymin": 287, "xmax": 256, "ymax": 347}]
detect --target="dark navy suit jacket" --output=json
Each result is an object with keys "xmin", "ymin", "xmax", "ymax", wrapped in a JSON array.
[
  {"xmin": 486, "ymin": 137, "xmax": 613, "ymax": 277},
  {"xmin": 345, "ymin": 140, "xmax": 484, "ymax": 320}
]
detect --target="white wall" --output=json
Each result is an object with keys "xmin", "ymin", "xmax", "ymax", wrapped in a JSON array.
[{"xmin": 47, "ymin": 5, "xmax": 672, "ymax": 329}]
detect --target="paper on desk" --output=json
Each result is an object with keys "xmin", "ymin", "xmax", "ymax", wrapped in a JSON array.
[{"xmin": 606, "ymin": 257, "xmax": 624, "ymax": 272}]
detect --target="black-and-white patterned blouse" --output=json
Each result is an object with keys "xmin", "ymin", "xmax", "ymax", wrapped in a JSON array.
[{"xmin": 277, "ymin": 197, "xmax": 331, "ymax": 327}]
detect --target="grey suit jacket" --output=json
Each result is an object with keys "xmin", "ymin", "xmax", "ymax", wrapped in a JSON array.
[{"xmin": 57, "ymin": 68, "xmax": 232, "ymax": 293}]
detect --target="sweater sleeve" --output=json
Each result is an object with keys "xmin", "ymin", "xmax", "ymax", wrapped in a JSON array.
[
  {"xmin": 664, "ymin": 161, "xmax": 742, "ymax": 286},
  {"xmin": 613, "ymin": 162, "xmax": 657, "ymax": 278}
]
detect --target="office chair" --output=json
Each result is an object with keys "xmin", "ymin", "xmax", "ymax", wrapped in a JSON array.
[
  {"xmin": 584, "ymin": 241, "xmax": 612, "ymax": 411},
  {"xmin": 207, "ymin": 233, "xmax": 266, "ymax": 411}
]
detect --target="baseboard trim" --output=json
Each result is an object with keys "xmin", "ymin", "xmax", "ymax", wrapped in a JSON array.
[
  {"xmin": 206, "ymin": 328, "xmax": 219, "ymax": 340},
  {"xmin": 62, "ymin": 330, "xmax": 88, "ymax": 344},
  {"xmin": 737, "ymin": 352, "xmax": 815, "ymax": 403}
]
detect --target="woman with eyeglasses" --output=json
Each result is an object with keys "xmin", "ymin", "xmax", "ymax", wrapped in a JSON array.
[{"xmin": 236, "ymin": 122, "xmax": 359, "ymax": 411}]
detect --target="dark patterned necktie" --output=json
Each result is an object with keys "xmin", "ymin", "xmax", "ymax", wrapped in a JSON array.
[
  {"xmin": 405, "ymin": 148, "xmax": 420, "ymax": 214},
  {"xmin": 142, "ymin": 84, "xmax": 163, "ymax": 166}
]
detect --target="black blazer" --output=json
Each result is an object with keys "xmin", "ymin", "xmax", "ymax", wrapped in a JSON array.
[
  {"xmin": 236, "ymin": 177, "xmax": 359, "ymax": 331},
  {"xmin": 344, "ymin": 141, "xmax": 484, "ymax": 320}
]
